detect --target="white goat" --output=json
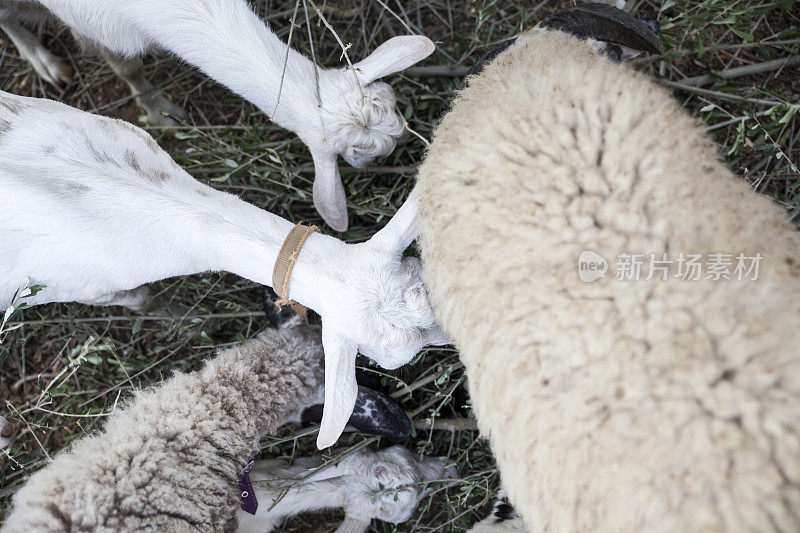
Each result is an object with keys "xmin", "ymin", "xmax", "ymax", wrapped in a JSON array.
[
  {"xmin": 0, "ymin": 89, "xmax": 447, "ymax": 449},
  {"xmin": 238, "ymin": 446, "xmax": 455, "ymax": 533},
  {"xmin": 0, "ymin": 0, "xmax": 434, "ymax": 230}
]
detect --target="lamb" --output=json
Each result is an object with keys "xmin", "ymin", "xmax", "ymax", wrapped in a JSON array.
[
  {"xmin": 0, "ymin": 0, "xmax": 435, "ymax": 231},
  {"xmin": 2, "ymin": 298, "xmax": 451, "ymax": 532},
  {"xmin": 0, "ymin": 89, "xmax": 447, "ymax": 449},
  {"xmin": 238, "ymin": 445, "xmax": 455, "ymax": 533},
  {"xmin": 414, "ymin": 4, "xmax": 800, "ymax": 531}
]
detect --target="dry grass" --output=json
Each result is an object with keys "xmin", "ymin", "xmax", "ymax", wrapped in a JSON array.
[{"xmin": 0, "ymin": 0, "xmax": 798, "ymax": 530}]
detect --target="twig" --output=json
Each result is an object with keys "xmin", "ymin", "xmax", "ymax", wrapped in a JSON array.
[
  {"xmin": 305, "ymin": 0, "xmax": 364, "ymax": 100},
  {"xmin": 10, "ymin": 373, "xmax": 59, "ymax": 394},
  {"xmin": 6, "ymin": 311, "xmax": 267, "ymax": 327},
  {"xmin": 390, "ymin": 362, "xmax": 463, "ymax": 399},
  {"xmin": 676, "ymin": 55, "xmax": 800, "ymax": 87},
  {"xmin": 414, "ymin": 418, "xmax": 478, "ymax": 431},
  {"xmin": 270, "ymin": 0, "xmax": 302, "ymax": 120},
  {"xmin": 706, "ymin": 108, "xmax": 775, "ymax": 132},
  {"xmin": 631, "ymin": 38, "xmax": 800, "ymax": 66},
  {"xmin": 190, "ymin": 164, "xmax": 417, "ymax": 176},
  {"xmin": 660, "ymin": 80, "xmax": 787, "ymax": 106},
  {"xmin": 405, "ymin": 42, "xmax": 800, "ymax": 78},
  {"xmin": 303, "ymin": 1, "xmax": 327, "ymax": 143},
  {"xmin": 319, "ymin": 4, "xmax": 360, "ymax": 19}
]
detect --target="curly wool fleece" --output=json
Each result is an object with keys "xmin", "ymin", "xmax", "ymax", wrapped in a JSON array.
[
  {"xmin": 416, "ymin": 28, "xmax": 800, "ymax": 532},
  {"xmin": 3, "ymin": 326, "xmax": 324, "ymax": 532}
]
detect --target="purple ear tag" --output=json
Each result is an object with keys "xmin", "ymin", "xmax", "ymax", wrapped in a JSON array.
[{"xmin": 239, "ymin": 451, "xmax": 258, "ymax": 515}]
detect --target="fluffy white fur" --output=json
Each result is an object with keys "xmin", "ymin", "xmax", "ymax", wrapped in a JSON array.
[
  {"xmin": 238, "ymin": 445, "xmax": 454, "ymax": 533},
  {"xmin": 416, "ymin": 28, "xmax": 800, "ymax": 531},
  {"xmin": 0, "ymin": 90, "xmax": 447, "ymax": 449},
  {"xmin": 0, "ymin": 0, "xmax": 434, "ymax": 230}
]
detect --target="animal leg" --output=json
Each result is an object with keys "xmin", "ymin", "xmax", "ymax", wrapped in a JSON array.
[
  {"xmin": 0, "ymin": 20, "xmax": 72, "ymax": 87},
  {"xmin": 101, "ymin": 50, "xmax": 189, "ymax": 127},
  {"xmin": 81, "ymin": 286, "xmax": 152, "ymax": 312},
  {"xmin": 0, "ymin": 415, "xmax": 16, "ymax": 451}
]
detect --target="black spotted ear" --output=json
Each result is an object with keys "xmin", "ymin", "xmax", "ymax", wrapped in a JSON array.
[
  {"xmin": 541, "ymin": 3, "xmax": 663, "ymax": 55},
  {"xmin": 349, "ymin": 386, "xmax": 412, "ymax": 440},
  {"xmin": 302, "ymin": 385, "xmax": 412, "ymax": 441}
]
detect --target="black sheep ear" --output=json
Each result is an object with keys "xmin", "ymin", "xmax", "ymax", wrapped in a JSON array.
[
  {"xmin": 468, "ymin": 4, "xmax": 662, "ymax": 79},
  {"xmin": 301, "ymin": 385, "xmax": 412, "ymax": 441},
  {"xmin": 541, "ymin": 3, "xmax": 663, "ymax": 56},
  {"xmin": 262, "ymin": 286, "xmax": 307, "ymax": 328}
]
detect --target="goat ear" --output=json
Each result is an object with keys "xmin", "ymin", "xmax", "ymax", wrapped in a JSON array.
[
  {"xmin": 354, "ymin": 36, "xmax": 435, "ymax": 85},
  {"xmin": 369, "ymin": 189, "xmax": 419, "ymax": 254},
  {"xmin": 317, "ymin": 327, "xmax": 359, "ymax": 449},
  {"xmin": 312, "ymin": 152, "xmax": 349, "ymax": 232}
]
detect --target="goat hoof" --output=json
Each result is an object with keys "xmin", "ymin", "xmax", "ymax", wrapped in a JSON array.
[
  {"xmin": 32, "ymin": 50, "xmax": 73, "ymax": 88},
  {"xmin": 140, "ymin": 95, "xmax": 190, "ymax": 127}
]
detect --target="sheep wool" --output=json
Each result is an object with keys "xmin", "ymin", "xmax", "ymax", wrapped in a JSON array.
[
  {"xmin": 417, "ymin": 28, "xmax": 800, "ymax": 531},
  {"xmin": 2, "ymin": 327, "xmax": 324, "ymax": 532}
]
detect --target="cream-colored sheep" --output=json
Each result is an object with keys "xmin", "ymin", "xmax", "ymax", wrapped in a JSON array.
[{"xmin": 416, "ymin": 19, "xmax": 800, "ymax": 533}]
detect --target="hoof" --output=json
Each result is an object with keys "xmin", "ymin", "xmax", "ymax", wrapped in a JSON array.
[
  {"xmin": 140, "ymin": 94, "xmax": 190, "ymax": 127},
  {"xmin": 32, "ymin": 49, "xmax": 73, "ymax": 88}
]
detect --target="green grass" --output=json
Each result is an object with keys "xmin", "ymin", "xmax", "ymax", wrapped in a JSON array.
[{"xmin": 1, "ymin": 0, "xmax": 798, "ymax": 530}]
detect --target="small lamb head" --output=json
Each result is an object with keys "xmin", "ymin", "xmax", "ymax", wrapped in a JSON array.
[
  {"xmin": 315, "ymin": 191, "xmax": 449, "ymax": 449},
  {"xmin": 310, "ymin": 35, "xmax": 435, "ymax": 232},
  {"xmin": 340, "ymin": 446, "xmax": 457, "ymax": 524}
]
